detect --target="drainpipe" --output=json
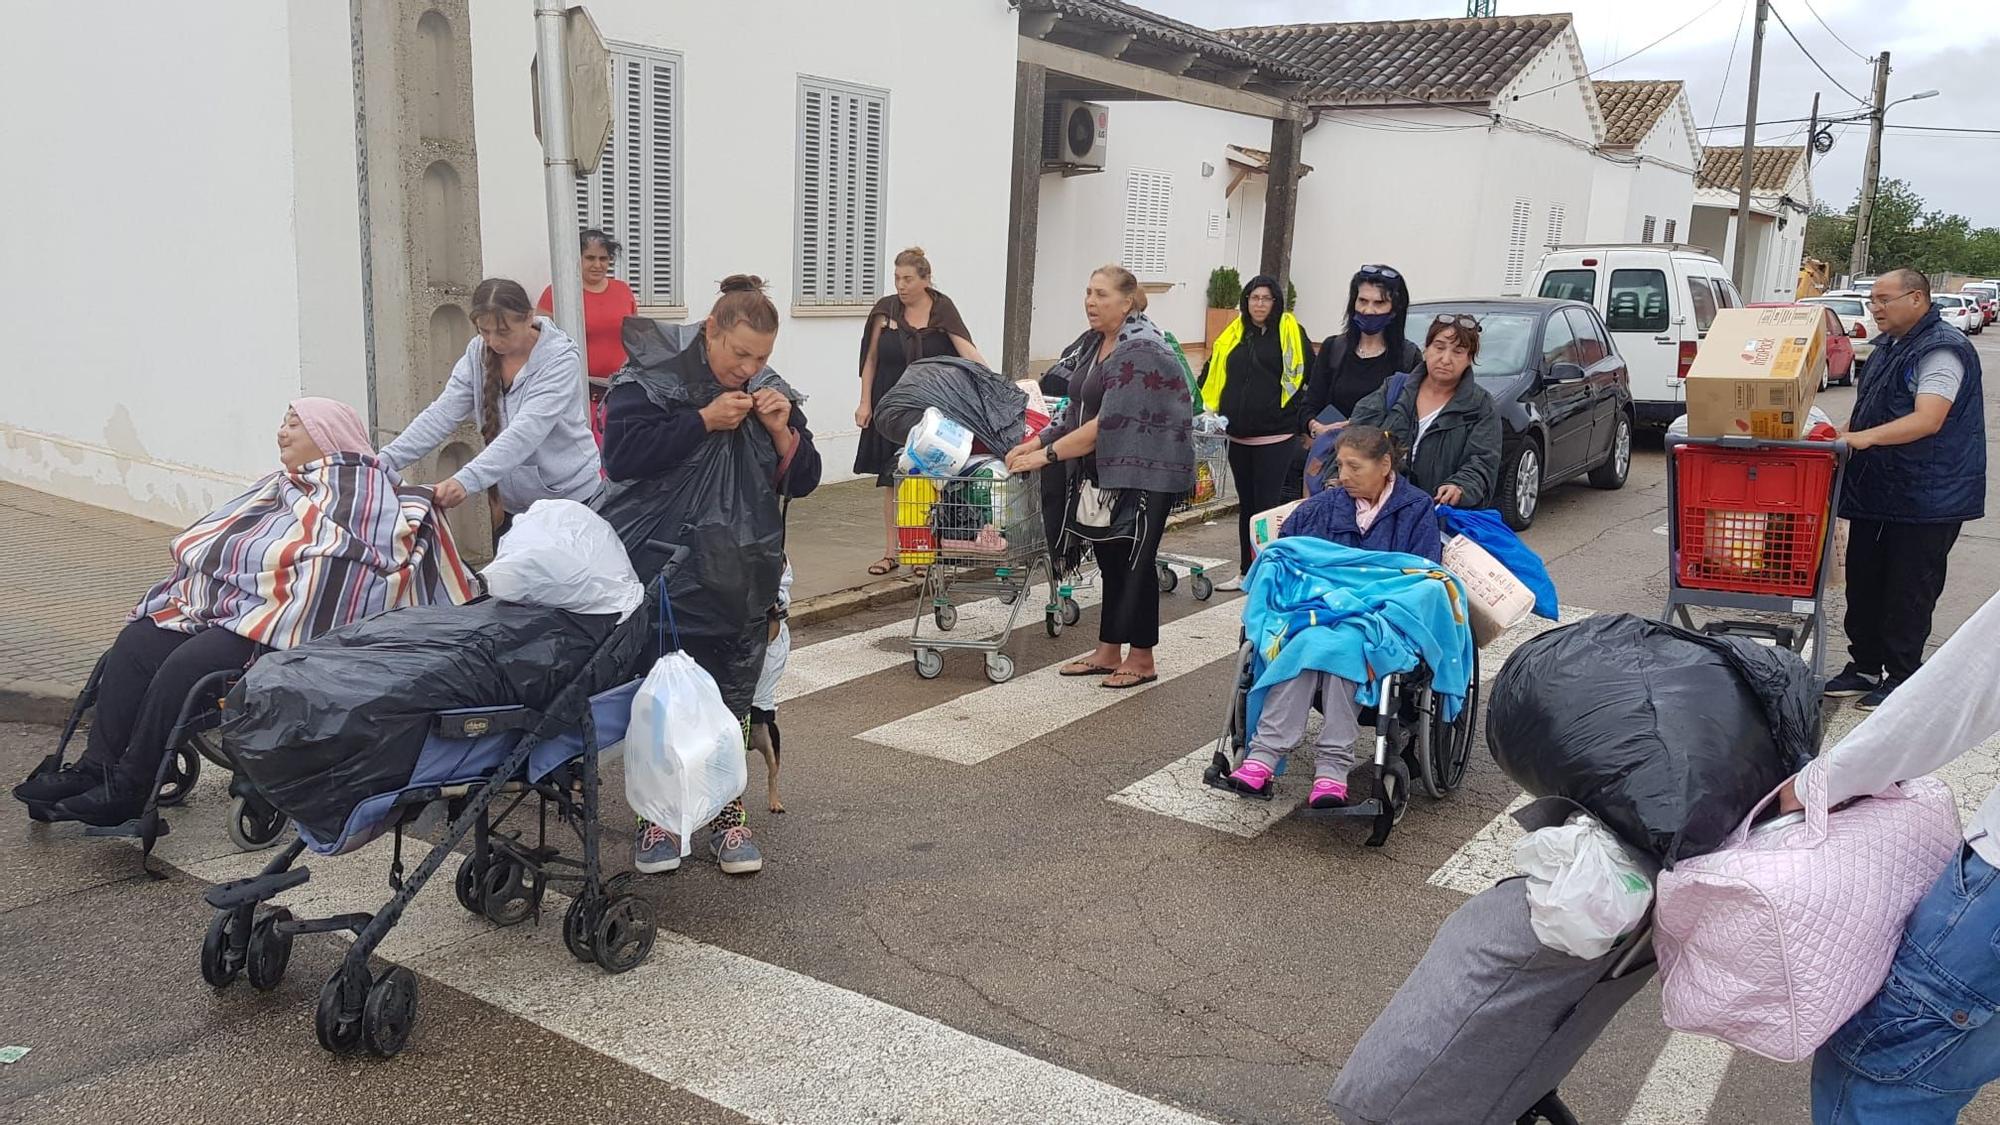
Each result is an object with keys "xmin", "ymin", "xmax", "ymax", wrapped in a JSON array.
[{"xmin": 534, "ymin": 0, "xmax": 584, "ymax": 345}]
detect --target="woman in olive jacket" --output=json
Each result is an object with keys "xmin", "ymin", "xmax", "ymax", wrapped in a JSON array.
[{"xmin": 1347, "ymin": 314, "xmax": 1501, "ymax": 510}]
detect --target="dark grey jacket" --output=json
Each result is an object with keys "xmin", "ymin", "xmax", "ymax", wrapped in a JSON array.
[{"xmin": 1349, "ymin": 370, "xmax": 1503, "ymax": 509}]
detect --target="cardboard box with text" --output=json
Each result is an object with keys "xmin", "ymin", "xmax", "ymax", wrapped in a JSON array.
[{"xmin": 1685, "ymin": 307, "xmax": 1827, "ymax": 440}]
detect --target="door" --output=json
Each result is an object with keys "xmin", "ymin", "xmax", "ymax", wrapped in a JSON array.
[
  {"xmin": 1602, "ymin": 259, "xmax": 1675, "ymax": 407},
  {"xmin": 1566, "ymin": 307, "xmax": 1624, "ymax": 459},
  {"xmin": 1538, "ymin": 309, "xmax": 1594, "ymax": 478}
]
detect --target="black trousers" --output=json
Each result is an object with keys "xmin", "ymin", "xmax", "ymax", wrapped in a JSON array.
[
  {"xmin": 82, "ymin": 619, "xmax": 265, "ymax": 788},
  {"xmin": 1228, "ymin": 440, "xmax": 1299, "ymax": 569},
  {"xmin": 1843, "ymin": 518, "xmax": 1963, "ymax": 683},
  {"xmin": 1094, "ymin": 490, "xmax": 1176, "ymax": 649}
]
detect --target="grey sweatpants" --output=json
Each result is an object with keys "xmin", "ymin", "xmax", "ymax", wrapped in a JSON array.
[{"xmin": 1245, "ymin": 671, "xmax": 1362, "ymax": 781}]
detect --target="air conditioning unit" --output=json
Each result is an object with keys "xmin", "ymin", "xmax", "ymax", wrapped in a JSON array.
[{"xmin": 1042, "ymin": 100, "xmax": 1108, "ymax": 169}]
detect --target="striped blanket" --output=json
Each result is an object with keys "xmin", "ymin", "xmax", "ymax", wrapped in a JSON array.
[{"xmin": 132, "ymin": 452, "xmax": 477, "ymax": 650}]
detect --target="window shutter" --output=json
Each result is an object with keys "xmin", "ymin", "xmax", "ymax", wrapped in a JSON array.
[
  {"xmin": 1547, "ymin": 202, "xmax": 1566, "ymax": 248},
  {"xmin": 796, "ymin": 77, "xmax": 888, "ymax": 306},
  {"xmin": 1503, "ymin": 198, "xmax": 1532, "ymax": 294},
  {"xmin": 574, "ymin": 46, "xmax": 680, "ymax": 307},
  {"xmin": 1664, "ymin": 218, "xmax": 1678, "ymax": 243},
  {"xmin": 1121, "ymin": 169, "xmax": 1173, "ymax": 278},
  {"xmin": 1642, "ymin": 215, "xmax": 1657, "ymax": 244}
]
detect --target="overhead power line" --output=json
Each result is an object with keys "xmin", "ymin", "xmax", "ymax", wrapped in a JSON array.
[
  {"xmin": 1798, "ymin": 0, "xmax": 1872, "ymax": 64},
  {"xmin": 1708, "ymin": 0, "xmax": 1752, "ymax": 130},
  {"xmin": 1512, "ymin": 0, "xmax": 1731, "ymax": 99},
  {"xmin": 1768, "ymin": 4, "xmax": 1870, "ymax": 106}
]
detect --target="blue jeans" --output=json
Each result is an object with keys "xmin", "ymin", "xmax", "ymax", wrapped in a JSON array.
[{"xmin": 1813, "ymin": 844, "xmax": 2000, "ymax": 1123}]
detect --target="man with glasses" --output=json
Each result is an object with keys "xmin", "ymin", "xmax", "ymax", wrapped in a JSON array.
[{"xmin": 1827, "ymin": 269, "xmax": 1986, "ymax": 711}]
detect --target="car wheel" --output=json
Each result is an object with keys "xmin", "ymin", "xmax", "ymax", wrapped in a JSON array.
[
  {"xmin": 1497, "ymin": 441, "xmax": 1542, "ymax": 531},
  {"xmin": 1588, "ymin": 412, "xmax": 1632, "ymax": 491}
]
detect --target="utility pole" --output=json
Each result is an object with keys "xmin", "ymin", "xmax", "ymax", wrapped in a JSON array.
[
  {"xmin": 534, "ymin": 0, "xmax": 584, "ymax": 347},
  {"xmin": 1730, "ymin": 0, "xmax": 1769, "ymax": 294},
  {"xmin": 1849, "ymin": 52, "xmax": 1891, "ymax": 282}
]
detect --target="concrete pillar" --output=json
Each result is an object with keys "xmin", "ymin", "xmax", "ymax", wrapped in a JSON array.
[
  {"xmin": 1259, "ymin": 115, "xmax": 1303, "ymax": 294},
  {"xmin": 355, "ymin": 0, "xmax": 491, "ymax": 556},
  {"xmin": 1002, "ymin": 61, "xmax": 1047, "ymax": 378},
  {"xmin": 1721, "ymin": 211, "xmax": 1740, "ymax": 274}
]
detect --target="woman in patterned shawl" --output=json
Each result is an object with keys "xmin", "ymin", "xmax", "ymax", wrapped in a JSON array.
[{"xmin": 15, "ymin": 398, "xmax": 476, "ymax": 827}]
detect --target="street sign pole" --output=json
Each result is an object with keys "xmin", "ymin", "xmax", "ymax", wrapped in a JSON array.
[{"xmin": 534, "ymin": 0, "xmax": 583, "ymax": 346}]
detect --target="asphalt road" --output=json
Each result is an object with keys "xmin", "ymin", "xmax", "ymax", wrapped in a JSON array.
[{"xmin": 3, "ymin": 329, "xmax": 1997, "ymax": 1124}]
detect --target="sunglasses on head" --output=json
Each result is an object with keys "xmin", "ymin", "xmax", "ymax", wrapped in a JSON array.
[
  {"xmin": 1431, "ymin": 314, "xmax": 1480, "ymax": 331},
  {"xmin": 1358, "ymin": 264, "xmax": 1401, "ymax": 280}
]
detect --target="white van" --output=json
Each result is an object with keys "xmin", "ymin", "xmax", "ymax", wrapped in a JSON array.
[{"xmin": 1528, "ymin": 246, "xmax": 1742, "ymax": 427}]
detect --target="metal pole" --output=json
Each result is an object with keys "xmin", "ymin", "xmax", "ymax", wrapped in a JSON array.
[
  {"xmin": 1849, "ymin": 52, "xmax": 1890, "ymax": 282},
  {"xmin": 1730, "ymin": 0, "xmax": 1769, "ymax": 294},
  {"xmin": 534, "ymin": 0, "xmax": 583, "ymax": 345}
]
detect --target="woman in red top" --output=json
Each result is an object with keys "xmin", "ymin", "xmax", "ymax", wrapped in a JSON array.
[{"xmin": 538, "ymin": 228, "xmax": 638, "ymax": 445}]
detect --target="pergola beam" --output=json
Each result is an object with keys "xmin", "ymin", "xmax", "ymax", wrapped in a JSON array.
[{"xmin": 1018, "ymin": 36, "xmax": 1305, "ymax": 122}]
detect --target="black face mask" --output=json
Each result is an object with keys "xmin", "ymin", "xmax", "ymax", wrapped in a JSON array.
[{"xmin": 1351, "ymin": 310, "xmax": 1394, "ymax": 334}]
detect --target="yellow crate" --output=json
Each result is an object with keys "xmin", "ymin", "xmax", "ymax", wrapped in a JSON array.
[{"xmin": 896, "ymin": 477, "xmax": 938, "ymax": 566}]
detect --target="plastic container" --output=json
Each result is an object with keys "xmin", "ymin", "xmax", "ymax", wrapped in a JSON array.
[
  {"xmin": 903, "ymin": 407, "xmax": 974, "ymax": 477},
  {"xmin": 1673, "ymin": 443, "xmax": 1837, "ymax": 598}
]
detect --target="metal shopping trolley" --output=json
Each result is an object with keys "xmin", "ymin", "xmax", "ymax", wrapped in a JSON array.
[
  {"xmin": 1663, "ymin": 434, "xmax": 1849, "ymax": 676},
  {"xmin": 1154, "ymin": 420, "xmax": 1232, "ymax": 600},
  {"xmin": 895, "ymin": 467, "xmax": 1062, "ymax": 684}
]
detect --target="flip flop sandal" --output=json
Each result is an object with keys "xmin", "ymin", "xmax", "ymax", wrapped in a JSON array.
[
  {"xmin": 867, "ymin": 558, "xmax": 901, "ymax": 577},
  {"xmin": 1059, "ymin": 663, "xmax": 1117, "ymax": 677},
  {"xmin": 1101, "ymin": 672, "xmax": 1159, "ymax": 690}
]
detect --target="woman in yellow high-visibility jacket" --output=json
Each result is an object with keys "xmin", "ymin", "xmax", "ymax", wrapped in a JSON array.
[{"xmin": 1200, "ymin": 274, "xmax": 1310, "ymax": 584}]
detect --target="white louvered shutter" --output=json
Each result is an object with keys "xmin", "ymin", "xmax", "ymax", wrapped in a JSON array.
[
  {"xmin": 796, "ymin": 78, "xmax": 889, "ymax": 306},
  {"xmin": 1547, "ymin": 202, "xmax": 1566, "ymax": 248},
  {"xmin": 1503, "ymin": 198, "xmax": 1532, "ymax": 294},
  {"xmin": 1121, "ymin": 169, "xmax": 1173, "ymax": 278},
  {"xmin": 575, "ymin": 46, "xmax": 680, "ymax": 307},
  {"xmin": 1642, "ymin": 215, "xmax": 1657, "ymax": 244},
  {"xmin": 1664, "ymin": 218, "xmax": 1678, "ymax": 243}
]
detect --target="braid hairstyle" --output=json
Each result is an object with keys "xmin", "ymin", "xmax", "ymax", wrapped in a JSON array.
[{"xmin": 469, "ymin": 278, "xmax": 537, "ymax": 443}]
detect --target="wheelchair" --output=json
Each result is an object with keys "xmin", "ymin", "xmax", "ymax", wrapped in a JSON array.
[{"xmin": 1201, "ymin": 638, "xmax": 1480, "ymax": 846}]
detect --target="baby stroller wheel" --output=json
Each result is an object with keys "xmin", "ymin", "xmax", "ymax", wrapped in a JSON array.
[
  {"xmin": 155, "ymin": 745, "xmax": 200, "ymax": 809},
  {"xmin": 592, "ymin": 894, "xmax": 657, "ymax": 974},
  {"xmin": 563, "ymin": 893, "xmax": 600, "ymax": 962},
  {"xmin": 1156, "ymin": 564, "xmax": 1178, "ymax": 593},
  {"xmin": 247, "ymin": 907, "xmax": 294, "ymax": 992},
  {"xmin": 453, "ymin": 855, "xmax": 487, "ymax": 916},
  {"xmin": 227, "ymin": 795, "xmax": 288, "ymax": 852},
  {"xmin": 1191, "ymin": 574, "xmax": 1215, "ymax": 601},
  {"xmin": 1516, "ymin": 1091, "xmax": 1580, "ymax": 1125},
  {"xmin": 362, "ymin": 967, "xmax": 419, "ymax": 1058},
  {"xmin": 913, "ymin": 648, "xmax": 945, "ymax": 680},
  {"xmin": 315, "ymin": 965, "xmax": 369, "ymax": 1054},
  {"xmin": 1061, "ymin": 596, "xmax": 1081, "ymax": 626},
  {"xmin": 200, "ymin": 908, "xmax": 244, "ymax": 988},
  {"xmin": 479, "ymin": 857, "xmax": 544, "ymax": 927}
]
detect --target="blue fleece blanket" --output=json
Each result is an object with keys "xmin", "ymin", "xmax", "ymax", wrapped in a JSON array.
[
  {"xmin": 1438, "ymin": 506, "xmax": 1559, "ymax": 620},
  {"xmin": 1241, "ymin": 538, "xmax": 1476, "ymax": 736}
]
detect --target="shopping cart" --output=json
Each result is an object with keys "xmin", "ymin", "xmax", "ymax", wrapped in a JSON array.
[
  {"xmin": 896, "ymin": 467, "xmax": 1062, "ymax": 684},
  {"xmin": 1154, "ymin": 422, "xmax": 1232, "ymax": 600},
  {"xmin": 1663, "ymin": 434, "xmax": 1848, "ymax": 676}
]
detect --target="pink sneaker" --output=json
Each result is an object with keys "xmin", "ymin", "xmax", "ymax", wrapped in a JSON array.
[
  {"xmin": 1308, "ymin": 779, "xmax": 1349, "ymax": 809},
  {"xmin": 1227, "ymin": 759, "xmax": 1277, "ymax": 800}
]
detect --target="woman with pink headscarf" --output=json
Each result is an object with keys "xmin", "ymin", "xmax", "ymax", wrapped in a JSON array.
[{"xmin": 13, "ymin": 399, "xmax": 477, "ymax": 827}]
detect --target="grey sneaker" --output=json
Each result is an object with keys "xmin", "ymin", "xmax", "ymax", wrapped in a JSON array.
[
  {"xmin": 633, "ymin": 820, "xmax": 681, "ymax": 873},
  {"xmin": 709, "ymin": 824, "xmax": 764, "ymax": 875},
  {"xmin": 1824, "ymin": 665, "xmax": 1880, "ymax": 698}
]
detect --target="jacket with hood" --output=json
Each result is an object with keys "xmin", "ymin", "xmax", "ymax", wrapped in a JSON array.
[
  {"xmin": 1200, "ymin": 275, "xmax": 1309, "ymax": 438},
  {"xmin": 1279, "ymin": 473, "xmax": 1441, "ymax": 561},
  {"xmin": 379, "ymin": 317, "xmax": 602, "ymax": 513},
  {"xmin": 1349, "ymin": 369, "xmax": 1503, "ymax": 509}
]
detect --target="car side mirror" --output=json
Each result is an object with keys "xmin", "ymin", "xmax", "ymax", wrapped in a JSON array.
[{"xmin": 1549, "ymin": 361, "xmax": 1586, "ymax": 383}]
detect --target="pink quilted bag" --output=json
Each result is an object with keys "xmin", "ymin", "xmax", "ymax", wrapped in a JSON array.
[{"xmin": 1653, "ymin": 768, "xmax": 1961, "ymax": 1062}]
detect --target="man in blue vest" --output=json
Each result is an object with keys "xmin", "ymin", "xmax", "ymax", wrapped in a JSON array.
[{"xmin": 1827, "ymin": 268, "xmax": 1985, "ymax": 711}]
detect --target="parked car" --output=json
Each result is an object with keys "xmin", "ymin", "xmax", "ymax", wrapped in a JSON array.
[
  {"xmin": 1749, "ymin": 302, "xmax": 1855, "ymax": 386},
  {"xmin": 1800, "ymin": 293, "xmax": 1880, "ymax": 365},
  {"xmin": 1935, "ymin": 293, "xmax": 1983, "ymax": 334},
  {"xmin": 1960, "ymin": 282, "xmax": 1999, "ymax": 325},
  {"xmin": 1529, "ymin": 245, "xmax": 1740, "ymax": 429},
  {"xmin": 1409, "ymin": 298, "xmax": 1636, "ymax": 530}
]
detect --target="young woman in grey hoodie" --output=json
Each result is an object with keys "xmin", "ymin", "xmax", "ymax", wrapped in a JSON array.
[{"xmin": 381, "ymin": 278, "xmax": 602, "ymax": 526}]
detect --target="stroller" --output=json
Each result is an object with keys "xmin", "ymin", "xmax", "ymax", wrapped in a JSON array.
[{"xmin": 196, "ymin": 544, "xmax": 687, "ymax": 1059}]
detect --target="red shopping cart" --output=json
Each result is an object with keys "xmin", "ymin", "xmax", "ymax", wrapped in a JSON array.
[{"xmin": 1663, "ymin": 435, "xmax": 1848, "ymax": 676}]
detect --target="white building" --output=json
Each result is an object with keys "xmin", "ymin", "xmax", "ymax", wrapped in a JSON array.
[
  {"xmin": 3, "ymin": 0, "xmax": 1018, "ymax": 525},
  {"xmin": 1690, "ymin": 145, "xmax": 1814, "ymax": 304},
  {"xmin": 1586, "ymin": 80, "xmax": 1700, "ymax": 246}
]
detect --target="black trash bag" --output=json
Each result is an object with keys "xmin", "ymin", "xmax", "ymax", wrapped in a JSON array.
[
  {"xmin": 872, "ymin": 357, "xmax": 1028, "ymax": 454},
  {"xmin": 593, "ymin": 318, "xmax": 788, "ymax": 716},
  {"xmin": 223, "ymin": 600, "xmax": 635, "ymax": 843},
  {"xmin": 1486, "ymin": 613, "xmax": 1821, "ymax": 867}
]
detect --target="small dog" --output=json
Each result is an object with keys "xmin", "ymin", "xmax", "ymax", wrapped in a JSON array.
[
  {"xmin": 750, "ymin": 560, "xmax": 793, "ymax": 813},
  {"xmin": 749, "ymin": 708, "xmax": 783, "ymax": 814}
]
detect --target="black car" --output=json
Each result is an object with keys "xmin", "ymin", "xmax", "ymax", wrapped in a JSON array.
[{"xmin": 1408, "ymin": 298, "xmax": 1635, "ymax": 530}]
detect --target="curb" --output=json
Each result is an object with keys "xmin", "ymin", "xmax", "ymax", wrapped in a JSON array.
[{"xmin": 0, "ymin": 678, "xmax": 77, "ymax": 727}]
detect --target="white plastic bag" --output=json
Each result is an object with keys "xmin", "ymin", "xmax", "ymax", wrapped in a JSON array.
[
  {"xmin": 481, "ymin": 499, "xmax": 644, "ymax": 621},
  {"xmin": 624, "ymin": 652, "xmax": 748, "ymax": 857},
  {"xmin": 1514, "ymin": 813, "xmax": 1656, "ymax": 958}
]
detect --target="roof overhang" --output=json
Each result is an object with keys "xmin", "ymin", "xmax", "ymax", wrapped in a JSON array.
[{"xmin": 1018, "ymin": 2, "xmax": 1308, "ymax": 122}]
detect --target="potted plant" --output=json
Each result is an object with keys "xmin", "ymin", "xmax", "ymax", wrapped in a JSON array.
[{"xmin": 1206, "ymin": 267, "xmax": 1242, "ymax": 345}]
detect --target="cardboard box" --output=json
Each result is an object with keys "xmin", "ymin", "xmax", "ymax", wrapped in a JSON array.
[
  {"xmin": 1248, "ymin": 500, "xmax": 1304, "ymax": 555},
  {"xmin": 1685, "ymin": 306, "xmax": 1827, "ymax": 440},
  {"xmin": 1443, "ymin": 534, "xmax": 1535, "ymax": 647}
]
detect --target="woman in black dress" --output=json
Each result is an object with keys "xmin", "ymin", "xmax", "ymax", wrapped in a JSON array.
[{"xmin": 853, "ymin": 247, "xmax": 986, "ymax": 577}]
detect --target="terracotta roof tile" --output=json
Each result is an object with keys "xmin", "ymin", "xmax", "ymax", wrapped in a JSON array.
[
  {"xmin": 1223, "ymin": 14, "xmax": 1572, "ymax": 104},
  {"xmin": 1594, "ymin": 80, "xmax": 1683, "ymax": 147},
  {"xmin": 1697, "ymin": 145, "xmax": 1807, "ymax": 193},
  {"xmin": 1020, "ymin": 0, "xmax": 1316, "ymax": 82}
]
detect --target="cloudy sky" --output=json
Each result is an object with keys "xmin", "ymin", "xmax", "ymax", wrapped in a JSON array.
[{"xmin": 1144, "ymin": 0, "xmax": 2000, "ymax": 229}]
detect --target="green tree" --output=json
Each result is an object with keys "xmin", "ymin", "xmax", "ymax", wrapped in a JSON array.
[{"xmin": 1805, "ymin": 201, "xmax": 1852, "ymax": 267}]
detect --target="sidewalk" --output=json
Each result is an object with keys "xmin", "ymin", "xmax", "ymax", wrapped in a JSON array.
[{"xmin": 0, "ymin": 478, "xmax": 1235, "ymax": 722}]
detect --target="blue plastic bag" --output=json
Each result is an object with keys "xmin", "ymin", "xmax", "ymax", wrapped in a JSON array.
[{"xmin": 1439, "ymin": 506, "xmax": 1558, "ymax": 620}]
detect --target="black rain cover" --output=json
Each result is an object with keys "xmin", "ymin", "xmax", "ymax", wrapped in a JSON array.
[
  {"xmin": 872, "ymin": 357, "xmax": 1028, "ymax": 454},
  {"xmin": 1486, "ymin": 614, "xmax": 1820, "ymax": 867},
  {"xmin": 223, "ymin": 600, "xmax": 632, "ymax": 842}
]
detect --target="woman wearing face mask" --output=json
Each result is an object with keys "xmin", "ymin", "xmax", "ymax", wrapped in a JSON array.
[
  {"xmin": 1347, "ymin": 314, "xmax": 1501, "ymax": 509},
  {"xmin": 1304, "ymin": 265, "xmax": 1420, "ymax": 437},
  {"xmin": 1199, "ymin": 274, "xmax": 1311, "ymax": 589},
  {"xmin": 854, "ymin": 247, "xmax": 986, "ymax": 578},
  {"xmin": 537, "ymin": 228, "xmax": 638, "ymax": 444},
  {"xmin": 380, "ymin": 278, "xmax": 602, "ymax": 532}
]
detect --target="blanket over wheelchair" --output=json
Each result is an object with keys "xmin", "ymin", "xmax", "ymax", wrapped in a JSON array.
[
  {"xmin": 1241, "ymin": 539, "xmax": 1476, "ymax": 736},
  {"xmin": 223, "ymin": 598, "xmax": 641, "ymax": 842}
]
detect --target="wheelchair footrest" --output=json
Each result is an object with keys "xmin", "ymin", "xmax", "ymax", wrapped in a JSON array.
[
  {"xmin": 204, "ymin": 867, "xmax": 311, "ymax": 910},
  {"xmin": 1299, "ymin": 800, "xmax": 1384, "ymax": 820},
  {"xmin": 84, "ymin": 818, "xmax": 170, "ymax": 839}
]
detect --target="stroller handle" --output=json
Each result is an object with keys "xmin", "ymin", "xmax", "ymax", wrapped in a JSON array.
[{"xmin": 638, "ymin": 540, "xmax": 691, "ymax": 579}]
